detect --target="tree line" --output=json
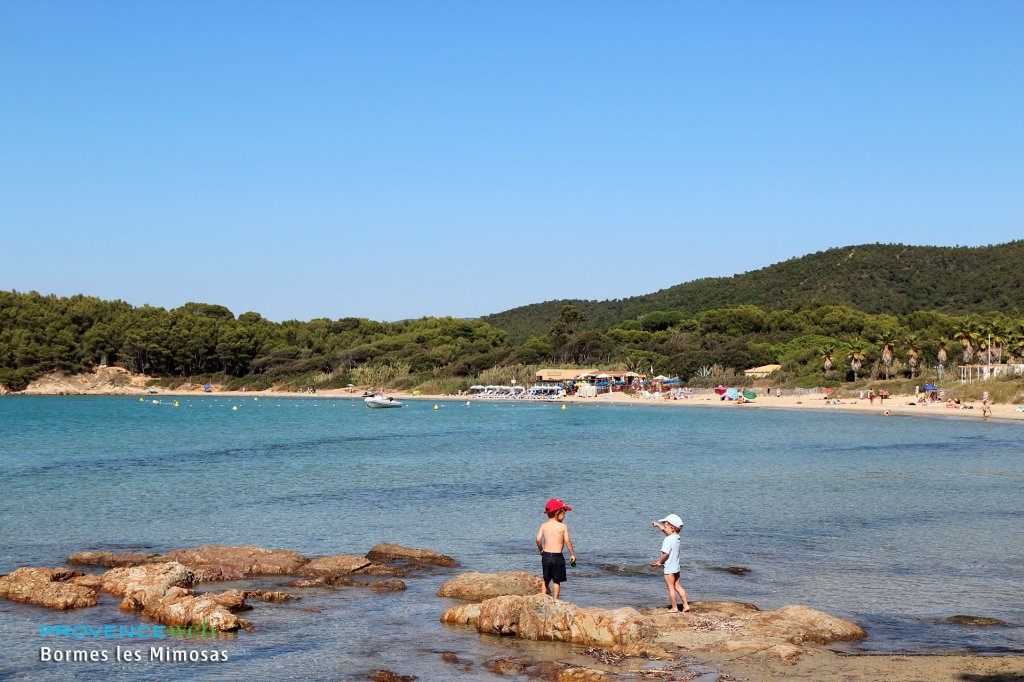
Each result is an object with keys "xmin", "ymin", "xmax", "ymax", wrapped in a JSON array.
[{"xmin": 2, "ymin": 290, "xmax": 1022, "ymax": 392}]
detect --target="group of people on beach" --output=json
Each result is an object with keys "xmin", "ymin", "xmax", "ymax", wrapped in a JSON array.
[{"xmin": 535, "ymin": 498, "xmax": 690, "ymax": 612}]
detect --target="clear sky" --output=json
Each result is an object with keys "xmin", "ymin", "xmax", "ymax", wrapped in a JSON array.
[{"xmin": 2, "ymin": 1, "xmax": 1022, "ymax": 322}]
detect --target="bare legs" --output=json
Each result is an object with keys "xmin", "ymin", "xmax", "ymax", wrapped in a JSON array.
[
  {"xmin": 663, "ymin": 573, "xmax": 690, "ymax": 612},
  {"xmin": 541, "ymin": 581, "xmax": 561, "ymax": 600}
]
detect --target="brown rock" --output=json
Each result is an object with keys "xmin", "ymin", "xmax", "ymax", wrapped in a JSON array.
[
  {"xmin": 444, "ymin": 594, "xmax": 656, "ymax": 653},
  {"xmin": 354, "ymin": 563, "xmax": 411, "ymax": 577},
  {"xmin": 244, "ymin": 589, "xmax": 299, "ymax": 602},
  {"xmin": 0, "ymin": 567, "xmax": 98, "ymax": 610},
  {"xmin": 440, "ymin": 651, "xmax": 460, "ymax": 664},
  {"xmin": 484, "ymin": 656, "xmax": 530, "ymax": 674},
  {"xmin": 364, "ymin": 579, "xmax": 407, "ymax": 593},
  {"xmin": 437, "ymin": 571, "xmax": 543, "ymax": 601},
  {"xmin": 67, "ymin": 551, "xmax": 162, "ymax": 568},
  {"xmin": 99, "ymin": 562, "xmax": 244, "ymax": 631},
  {"xmin": 366, "ymin": 543, "xmax": 458, "ymax": 567},
  {"xmin": 756, "ymin": 604, "xmax": 868, "ymax": 644},
  {"xmin": 298, "ymin": 554, "xmax": 370, "ymax": 578},
  {"xmin": 557, "ymin": 668, "xmax": 615, "ymax": 682},
  {"xmin": 367, "ymin": 671, "xmax": 417, "ymax": 682},
  {"xmin": 161, "ymin": 545, "xmax": 308, "ymax": 581},
  {"xmin": 946, "ymin": 615, "xmax": 1006, "ymax": 626}
]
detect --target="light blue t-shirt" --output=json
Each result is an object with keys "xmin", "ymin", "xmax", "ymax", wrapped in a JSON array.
[{"xmin": 660, "ymin": 533, "xmax": 681, "ymax": 574}]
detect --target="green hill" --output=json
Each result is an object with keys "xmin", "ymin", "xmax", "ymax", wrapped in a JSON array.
[{"xmin": 482, "ymin": 242, "xmax": 1024, "ymax": 342}]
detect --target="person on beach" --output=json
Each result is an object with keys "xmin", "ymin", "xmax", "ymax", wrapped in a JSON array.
[
  {"xmin": 536, "ymin": 498, "xmax": 576, "ymax": 600},
  {"xmin": 650, "ymin": 513, "xmax": 690, "ymax": 612},
  {"xmin": 982, "ymin": 397, "xmax": 992, "ymax": 419}
]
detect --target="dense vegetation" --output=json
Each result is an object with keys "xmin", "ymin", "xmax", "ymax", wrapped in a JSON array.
[
  {"xmin": 483, "ymin": 242, "xmax": 1024, "ymax": 342},
  {"xmin": 3, "ymin": 284, "xmax": 1024, "ymax": 395}
]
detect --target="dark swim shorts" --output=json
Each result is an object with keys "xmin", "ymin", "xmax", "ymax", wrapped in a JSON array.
[{"xmin": 542, "ymin": 552, "xmax": 567, "ymax": 584}]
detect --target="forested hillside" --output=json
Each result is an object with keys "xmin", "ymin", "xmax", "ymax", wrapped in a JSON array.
[
  {"xmin": 3, "ymin": 241, "xmax": 1024, "ymax": 393},
  {"xmin": 483, "ymin": 242, "xmax": 1024, "ymax": 342}
]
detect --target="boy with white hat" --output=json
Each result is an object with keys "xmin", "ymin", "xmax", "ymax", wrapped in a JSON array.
[{"xmin": 651, "ymin": 514, "xmax": 690, "ymax": 612}]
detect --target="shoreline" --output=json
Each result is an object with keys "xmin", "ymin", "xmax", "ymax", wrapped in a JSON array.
[{"xmin": 13, "ymin": 384, "xmax": 1024, "ymax": 423}]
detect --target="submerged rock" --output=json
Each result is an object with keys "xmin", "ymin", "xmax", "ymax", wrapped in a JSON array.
[
  {"xmin": 716, "ymin": 566, "xmax": 752, "ymax": 576},
  {"xmin": 67, "ymin": 551, "xmax": 163, "ymax": 568},
  {"xmin": 436, "ymin": 571, "xmax": 542, "ymax": 601},
  {"xmin": 367, "ymin": 670, "xmax": 417, "ymax": 682},
  {"xmin": 946, "ymin": 615, "xmax": 1006, "ymax": 626},
  {"xmin": 161, "ymin": 545, "xmax": 309, "ymax": 581},
  {"xmin": 0, "ymin": 568, "xmax": 99, "ymax": 610},
  {"xmin": 365, "ymin": 543, "xmax": 458, "ymax": 568}
]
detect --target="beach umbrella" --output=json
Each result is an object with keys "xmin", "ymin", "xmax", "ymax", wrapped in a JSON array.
[
  {"xmin": 715, "ymin": 385, "xmax": 727, "ymax": 395},
  {"xmin": 924, "ymin": 384, "xmax": 937, "ymax": 391},
  {"xmin": 664, "ymin": 378, "xmax": 681, "ymax": 384},
  {"xmin": 726, "ymin": 387, "xmax": 741, "ymax": 400},
  {"xmin": 596, "ymin": 373, "xmax": 611, "ymax": 378}
]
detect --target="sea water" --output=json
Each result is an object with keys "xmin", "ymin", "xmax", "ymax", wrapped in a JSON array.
[{"xmin": 1, "ymin": 396, "xmax": 1022, "ymax": 680}]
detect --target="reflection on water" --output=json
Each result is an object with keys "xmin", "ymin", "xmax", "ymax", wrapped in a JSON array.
[{"xmin": 1, "ymin": 396, "xmax": 1022, "ymax": 680}]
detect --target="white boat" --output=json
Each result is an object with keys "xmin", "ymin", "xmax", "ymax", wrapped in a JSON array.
[{"xmin": 364, "ymin": 395, "xmax": 404, "ymax": 409}]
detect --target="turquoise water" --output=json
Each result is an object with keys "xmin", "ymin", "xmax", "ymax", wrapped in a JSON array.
[{"xmin": 1, "ymin": 396, "xmax": 1022, "ymax": 680}]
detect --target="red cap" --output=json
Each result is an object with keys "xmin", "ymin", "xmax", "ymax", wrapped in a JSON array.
[{"xmin": 544, "ymin": 498, "xmax": 572, "ymax": 514}]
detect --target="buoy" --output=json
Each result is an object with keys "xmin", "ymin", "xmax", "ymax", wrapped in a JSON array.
[
  {"xmin": 174, "ymin": 401, "xmax": 179, "ymax": 407},
  {"xmin": 561, "ymin": 404, "xmax": 567, "ymax": 410},
  {"xmin": 466, "ymin": 401, "xmax": 470, "ymax": 406},
  {"xmin": 232, "ymin": 406, "xmax": 238, "ymax": 411},
  {"xmin": 434, "ymin": 404, "xmax": 439, "ymax": 410},
  {"xmin": 139, "ymin": 398, "xmax": 143, "ymax": 402},
  {"xmin": 254, "ymin": 397, "xmax": 258, "ymax": 401},
  {"xmin": 152, "ymin": 400, "xmax": 159, "ymax": 405}
]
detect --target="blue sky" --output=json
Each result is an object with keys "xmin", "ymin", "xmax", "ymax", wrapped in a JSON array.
[{"xmin": 2, "ymin": 1, "xmax": 1022, "ymax": 322}]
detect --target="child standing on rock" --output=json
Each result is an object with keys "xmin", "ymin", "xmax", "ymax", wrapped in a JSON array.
[
  {"xmin": 536, "ymin": 498, "xmax": 576, "ymax": 600},
  {"xmin": 651, "ymin": 513, "xmax": 690, "ymax": 612}
]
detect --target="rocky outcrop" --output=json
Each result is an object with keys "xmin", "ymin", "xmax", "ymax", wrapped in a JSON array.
[
  {"xmin": 946, "ymin": 615, "xmax": 1006, "ymax": 626},
  {"xmin": 298, "ymin": 554, "xmax": 371, "ymax": 578},
  {"xmin": 437, "ymin": 571, "xmax": 542, "ymax": 601},
  {"xmin": 161, "ymin": 545, "xmax": 309, "ymax": 581},
  {"xmin": 0, "ymin": 568, "xmax": 98, "ymax": 609},
  {"xmin": 99, "ymin": 562, "xmax": 246, "ymax": 631},
  {"xmin": 68, "ymin": 551, "xmax": 163, "ymax": 568},
  {"xmin": 366, "ymin": 543, "xmax": 458, "ymax": 568},
  {"xmin": 443, "ymin": 596, "xmax": 867, "ymax": 665},
  {"xmin": 442, "ymin": 594, "xmax": 658, "ymax": 655}
]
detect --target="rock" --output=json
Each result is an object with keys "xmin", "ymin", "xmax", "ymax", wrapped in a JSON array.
[
  {"xmin": 244, "ymin": 590, "xmax": 298, "ymax": 602},
  {"xmin": 354, "ymin": 563, "xmax": 411, "ymax": 578},
  {"xmin": 0, "ymin": 568, "xmax": 98, "ymax": 610},
  {"xmin": 364, "ymin": 579, "xmax": 407, "ymax": 593},
  {"xmin": 557, "ymin": 668, "xmax": 616, "ymax": 682},
  {"xmin": 68, "ymin": 551, "xmax": 163, "ymax": 568},
  {"xmin": 756, "ymin": 604, "xmax": 868, "ymax": 644},
  {"xmin": 99, "ymin": 562, "xmax": 245, "ymax": 631},
  {"xmin": 365, "ymin": 543, "xmax": 458, "ymax": 568},
  {"xmin": 161, "ymin": 545, "xmax": 308, "ymax": 581},
  {"xmin": 367, "ymin": 671, "xmax": 417, "ymax": 682},
  {"xmin": 100, "ymin": 562, "xmax": 196, "ymax": 606},
  {"xmin": 717, "ymin": 566, "xmax": 751, "ymax": 576},
  {"xmin": 946, "ymin": 615, "xmax": 1006, "ymax": 626},
  {"xmin": 443, "ymin": 594, "xmax": 657, "ymax": 654},
  {"xmin": 440, "ymin": 651, "xmax": 460, "ymax": 664},
  {"xmin": 298, "ymin": 554, "xmax": 371, "ymax": 578},
  {"xmin": 437, "ymin": 571, "xmax": 543, "ymax": 601},
  {"xmin": 484, "ymin": 656, "xmax": 530, "ymax": 674},
  {"xmin": 446, "ymin": 597, "xmax": 867, "ymax": 666}
]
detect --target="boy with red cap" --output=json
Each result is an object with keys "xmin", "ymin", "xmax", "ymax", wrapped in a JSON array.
[{"xmin": 536, "ymin": 498, "xmax": 577, "ymax": 599}]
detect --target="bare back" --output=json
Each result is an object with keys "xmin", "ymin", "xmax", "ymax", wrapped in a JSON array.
[{"xmin": 537, "ymin": 519, "xmax": 567, "ymax": 553}]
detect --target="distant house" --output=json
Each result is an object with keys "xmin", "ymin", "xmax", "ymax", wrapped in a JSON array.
[{"xmin": 743, "ymin": 364, "xmax": 782, "ymax": 379}]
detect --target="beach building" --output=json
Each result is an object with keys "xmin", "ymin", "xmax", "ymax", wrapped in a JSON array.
[
  {"xmin": 959, "ymin": 363, "xmax": 1024, "ymax": 382},
  {"xmin": 743, "ymin": 364, "xmax": 782, "ymax": 379},
  {"xmin": 534, "ymin": 369, "xmax": 646, "ymax": 394}
]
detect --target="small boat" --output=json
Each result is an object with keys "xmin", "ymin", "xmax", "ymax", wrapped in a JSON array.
[{"xmin": 364, "ymin": 395, "xmax": 403, "ymax": 409}]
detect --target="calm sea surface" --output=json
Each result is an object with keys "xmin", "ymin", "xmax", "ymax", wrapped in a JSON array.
[{"xmin": 1, "ymin": 396, "xmax": 1022, "ymax": 680}]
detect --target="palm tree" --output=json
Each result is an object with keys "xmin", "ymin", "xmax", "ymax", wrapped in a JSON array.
[
  {"xmin": 822, "ymin": 345, "xmax": 836, "ymax": 377},
  {"xmin": 847, "ymin": 347, "xmax": 866, "ymax": 382},
  {"xmin": 876, "ymin": 331, "xmax": 896, "ymax": 380},
  {"xmin": 936, "ymin": 339, "xmax": 948, "ymax": 369},
  {"xmin": 905, "ymin": 335, "xmax": 922, "ymax": 379},
  {"xmin": 954, "ymin": 318, "xmax": 979, "ymax": 365},
  {"xmin": 1007, "ymin": 330, "xmax": 1024, "ymax": 365},
  {"xmin": 986, "ymin": 322, "xmax": 1008, "ymax": 364}
]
